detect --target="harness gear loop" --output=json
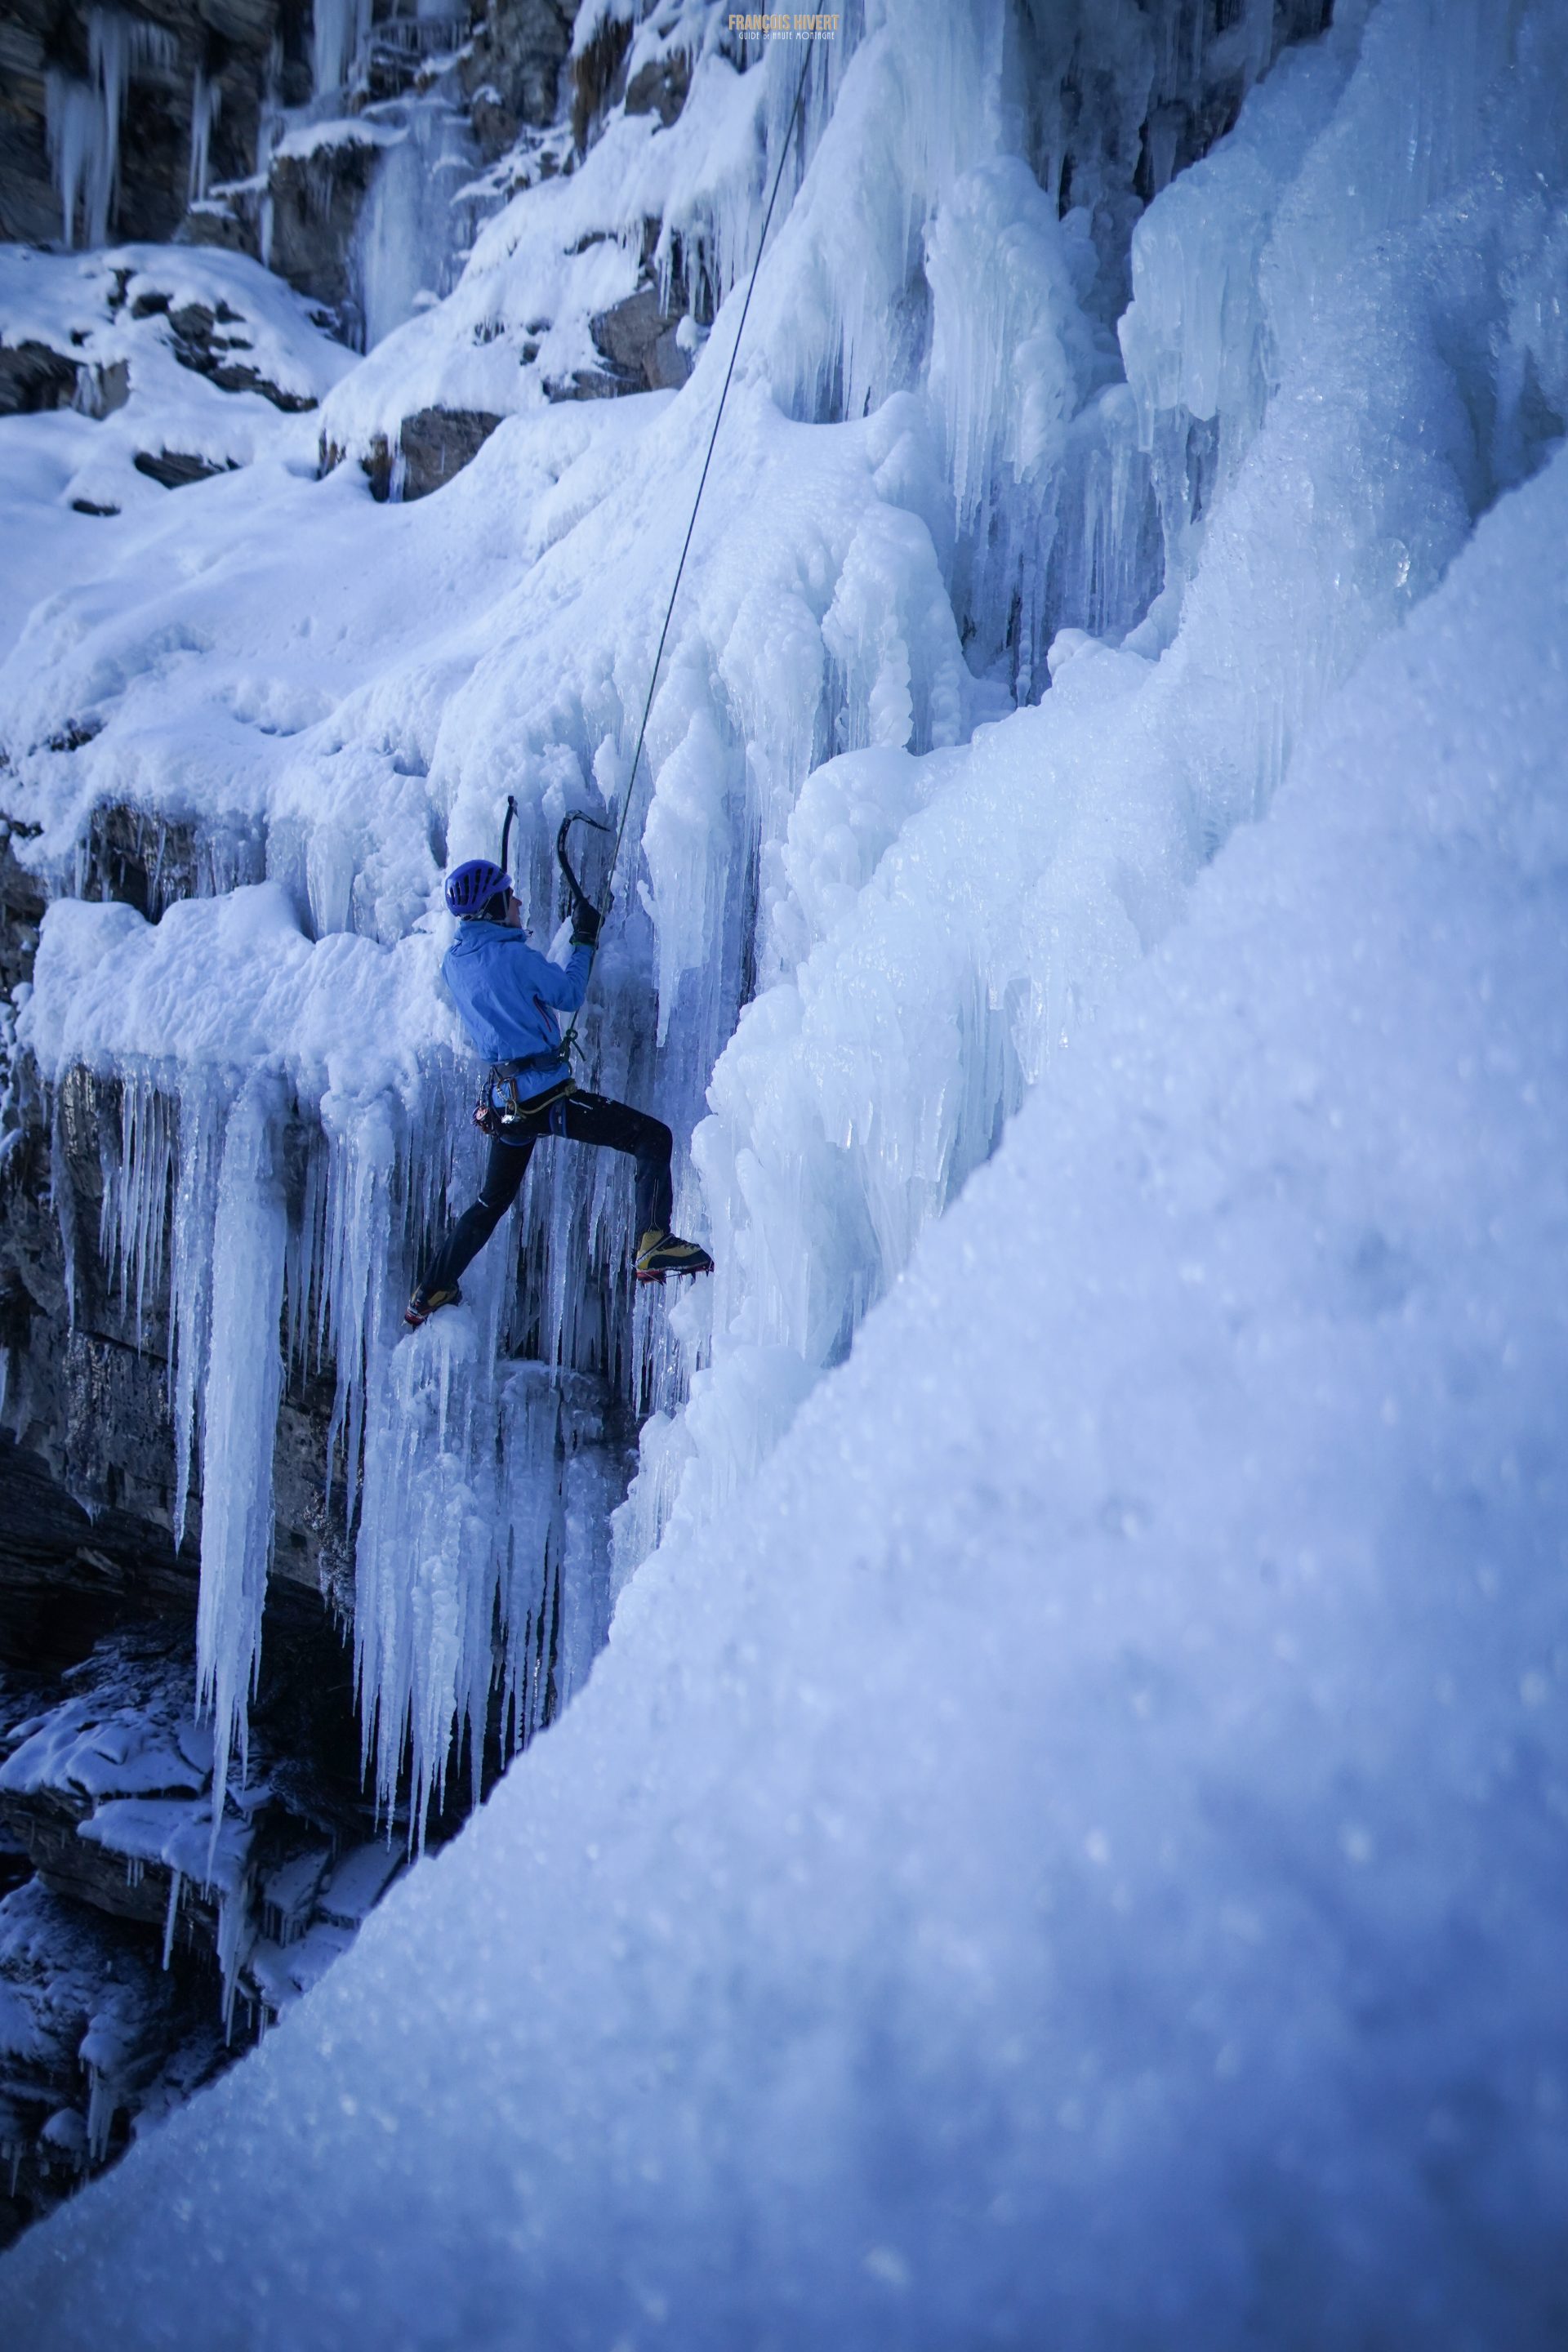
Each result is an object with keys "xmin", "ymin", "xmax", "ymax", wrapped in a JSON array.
[{"xmin": 474, "ymin": 1058, "xmax": 577, "ymax": 1134}]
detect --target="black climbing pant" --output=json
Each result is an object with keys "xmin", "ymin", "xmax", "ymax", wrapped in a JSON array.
[{"xmin": 418, "ymin": 1091, "xmax": 674, "ymax": 1298}]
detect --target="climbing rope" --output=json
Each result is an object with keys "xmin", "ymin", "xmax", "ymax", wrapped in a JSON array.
[{"xmin": 556, "ymin": 42, "xmax": 814, "ymax": 1059}]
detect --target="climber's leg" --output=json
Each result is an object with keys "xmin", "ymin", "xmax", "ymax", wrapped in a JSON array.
[
  {"xmin": 406, "ymin": 1132, "xmax": 534, "ymax": 1325},
  {"xmin": 557, "ymin": 1091, "xmax": 675, "ymax": 1240}
]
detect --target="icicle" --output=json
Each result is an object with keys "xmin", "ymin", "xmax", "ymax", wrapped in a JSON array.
[
  {"xmin": 195, "ymin": 1073, "xmax": 287, "ymax": 1861},
  {"xmin": 284, "ymin": 1124, "xmax": 327, "ymax": 1380},
  {"xmin": 46, "ymin": 10, "xmax": 178, "ymax": 249},
  {"xmin": 312, "ymin": 0, "xmax": 370, "ymax": 100},
  {"xmin": 496, "ymin": 1367, "xmax": 564, "ymax": 1751},
  {"xmin": 318, "ymin": 1093, "xmax": 397, "ymax": 1527},
  {"xmin": 256, "ymin": 56, "xmax": 280, "ymax": 270},
  {"xmin": 188, "ymin": 67, "xmax": 221, "ymax": 207},
  {"xmin": 170, "ymin": 1068, "xmax": 230, "ymax": 1552},
  {"xmin": 100, "ymin": 1072, "xmax": 174, "ymax": 1352},
  {"xmin": 161, "ymin": 1868, "xmax": 182, "ymax": 1968},
  {"xmin": 352, "ymin": 1130, "xmax": 631, "ymax": 1834},
  {"xmin": 49, "ymin": 1090, "xmax": 82, "ymax": 1334},
  {"xmin": 215, "ymin": 1882, "xmax": 252, "ymax": 2037},
  {"xmin": 43, "ymin": 74, "xmax": 99, "ymax": 256},
  {"xmin": 354, "ymin": 1305, "xmax": 505, "ymax": 1842},
  {"xmin": 84, "ymin": 2067, "xmax": 115, "ymax": 2166}
]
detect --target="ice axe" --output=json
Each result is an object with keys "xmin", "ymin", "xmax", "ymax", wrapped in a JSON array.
[
  {"xmin": 556, "ymin": 809, "xmax": 613, "ymax": 930},
  {"xmin": 552, "ymin": 810, "xmax": 613, "ymax": 1062}
]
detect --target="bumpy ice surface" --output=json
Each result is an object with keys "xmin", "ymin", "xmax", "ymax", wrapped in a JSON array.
[{"xmin": 0, "ymin": 0, "xmax": 1566, "ymax": 2337}]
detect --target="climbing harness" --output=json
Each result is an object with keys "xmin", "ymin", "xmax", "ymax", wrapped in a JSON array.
[
  {"xmin": 473, "ymin": 1057, "xmax": 577, "ymax": 1137},
  {"xmin": 532, "ymin": 45, "xmax": 814, "ymax": 1062}
]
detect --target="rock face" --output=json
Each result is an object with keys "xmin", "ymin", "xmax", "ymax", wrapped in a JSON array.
[
  {"xmin": 568, "ymin": 6, "xmax": 631, "ymax": 152},
  {"xmin": 624, "ymin": 47, "xmax": 691, "ymax": 129},
  {"xmin": 0, "ymin": 334, "xmax": 129, "ymax": 425},
  {"xmin": 131, "ymin": 448, "xmax": 235, "ymax": 487},
  {"xmin": 1, "ymin": 0, "xmax": 587, "ymax": 408},
  {"xmin": 1, "ymin": 0, "xmax": 587, "ymax": 329},
  {"xmin": 264, "ymin": 129, "xmax": 390, "ymax": 320},
  {"xmin": 461, "ymin": 0, "xmax": 579, "ymax": 160},
  {"xmin": 589, "ymin": 281, "xmax": 690, "ymax": 394},
  {"xmin": 0, "ymin": 339, "xmax": 82, "ymax": 414},
  {"xmin": 355, "ymin": 402, "xmax": 504, "ymax": 499},
  {"xmin": 542, "ymin": 219, "xmax": 694, "ymax": 402},
  {"xmin": 0, "ymin": 1438, "xmax": 198, "ymax": 1666},
  {"xmin": 0, "ymin": 0, "xmax": 285, "ymax": 252}
]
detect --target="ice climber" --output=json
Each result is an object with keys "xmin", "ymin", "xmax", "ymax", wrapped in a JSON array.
[{"xmin": 405, "ymin": 856, "xmax": 713, "ymax": 1328}]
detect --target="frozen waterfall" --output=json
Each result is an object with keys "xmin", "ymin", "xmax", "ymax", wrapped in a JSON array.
[
  {"xmin": 11, "ymin": 0, "xmax": 1568, "ymax": 1899},
  {"xmin": 0, "ymin": 0, "xmax": 1566, "ymax": 2334}
]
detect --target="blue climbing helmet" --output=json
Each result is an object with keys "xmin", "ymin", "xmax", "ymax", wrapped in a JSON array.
[{"xmin": 444, "ymin": 858, "xmax": 510, "ymax": 920}]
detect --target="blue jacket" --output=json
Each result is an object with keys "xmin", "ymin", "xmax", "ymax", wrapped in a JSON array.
[{"xmin": 442, "ymin": 921, "xmax": 593, "ymax": 1105}]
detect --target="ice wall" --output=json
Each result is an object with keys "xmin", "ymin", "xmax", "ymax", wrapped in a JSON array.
[
  {"xmin": 17, "ymin": 867, "xmax": 637, "ymax": 1845},
  {"xmin": 356, "ymin": 1321, "xmax": 626, "ymax": 1833},
  {"xmin": 7, "ymin": 0, "xmax": 1567, "ymax": 1931},
  {"xmin": 2, "ymin": 281, "xmax": 1566, "ymax": 2352},
  {"xmin": 352, "ymin": 87, "xmax": 480, "ymax": 353},
  {"xmin": 615, "ymin": 0, "xmax": 1568, "ymax": 1576}
]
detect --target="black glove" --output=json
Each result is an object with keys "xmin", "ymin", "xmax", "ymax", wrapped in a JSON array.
[{"xmin": 570, "ymin": 899, "xmax": 602, "ymax": 947}]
